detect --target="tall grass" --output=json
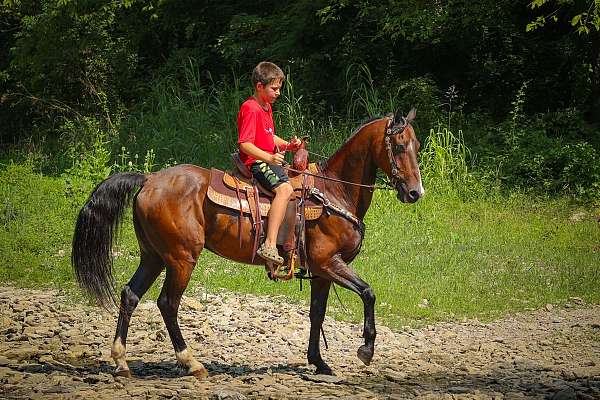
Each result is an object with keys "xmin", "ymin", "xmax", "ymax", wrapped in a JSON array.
[
  {"xmin": 345, "ymin": 64, "xmax": 393, "ymax": 120},
  {"xmin": 2, "ymin": 60, "xmax": 598, "ymax": 329},
  {"xmin": 419, "ymin": 126, "xmax": 478, "ymax": 197},
  {"xmin": 118, "ymin": 59, "xmax": 347, "ymax": 169},
  {"xmin": 344, "ymin": 63, "xmax": 443, "ymax": 132},
  {"xmin": 276, "ymin": 71, "xmax": 348, "ymax": 160},
  {"xmin": 118, "ymin": 60, "xmax": 247, "ymax": 169}
]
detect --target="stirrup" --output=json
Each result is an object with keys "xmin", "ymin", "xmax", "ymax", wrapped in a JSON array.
[
  {"xmin": 257, "ymin": 243, "xmax": 284, "ymax": 265},
  {"xmin": 265, "ymin": 251, "xmax": 297, "ymax": 282}
]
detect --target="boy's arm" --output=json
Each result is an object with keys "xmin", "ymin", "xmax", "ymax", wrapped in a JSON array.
[
  {"xmin": 273, "ymin": 135, "xmax": 288, "ymax": 150},
  {"xmin": 239, "ymin": 142, "xmax": 284, "ymax": 165},
  {"xmin": 274, "ymin": 135, "xmax": 301, "ymax": 151}
]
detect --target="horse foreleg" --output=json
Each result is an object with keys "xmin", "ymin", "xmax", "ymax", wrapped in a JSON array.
[
  {"xmin": 307, "ymin": 277, "xmax": 332, "ymax": 374},
  {"xmin": 157, "ymin": 256, "xmax": 208, "ymax": 379},
  {"xmin": 318, "ymin": 254, "xmax": 376, "ymax": 366},
  {"xmin": 112, "ymin": 254, "xmax": 163, "ymax": 377}
]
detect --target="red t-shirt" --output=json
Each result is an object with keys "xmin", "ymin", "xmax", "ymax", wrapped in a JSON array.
[{"xmin": 237, "ymin": 97, "xmax": 276, "ymax": 167}]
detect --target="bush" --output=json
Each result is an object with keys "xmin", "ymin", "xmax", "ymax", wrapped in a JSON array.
[
  {"xmin": 3, "ymin": 0, "xmax": 142, "ymax": 143},
  {"xmin": 465, "ymin": 94, "xmax": 600, "ymax": 204},
  {"xmin": 505, "ymin": 141, "xmax": 600, "ymax": 202}
]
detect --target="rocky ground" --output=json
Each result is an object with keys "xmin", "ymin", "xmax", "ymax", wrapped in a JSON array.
[{"xmin": 0, "ymin": 286, "xmax": 599, "ymax": 399}]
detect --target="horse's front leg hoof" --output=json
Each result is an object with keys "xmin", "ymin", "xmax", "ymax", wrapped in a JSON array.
[
  {"xmin": 357, "ymin": 345, "xmax": 373, "ymax": 366},
  {"xmin": 114, "ymin": 368, "xmax": 132, "ymax": 378}
]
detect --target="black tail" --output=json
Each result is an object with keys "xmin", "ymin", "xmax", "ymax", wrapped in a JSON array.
[{"xmin": 72, "ymin": 172, "xmax": 146, "ymax": 308}]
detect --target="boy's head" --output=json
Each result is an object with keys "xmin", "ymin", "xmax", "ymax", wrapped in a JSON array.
[
  {"xmin": 252, "ymin": 61, "xmax": 285, "ymax": 87},
  {"xmin": 252, "ymin": 61, "xmax": 285, "ymax": 105}
]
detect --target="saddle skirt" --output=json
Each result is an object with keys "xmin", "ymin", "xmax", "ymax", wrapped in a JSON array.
[{"xmin": 206, "ymin": 164, "xmax": 323, "ymax": 220}]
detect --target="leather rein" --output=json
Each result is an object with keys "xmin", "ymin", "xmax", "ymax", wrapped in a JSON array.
[
  {"xmin": 283, "ymin": 116, "xmax": 410, "ymax": 228},
  {"xmin": 285, "ymin": 116, "xmax": 409, "ymax": 192}
]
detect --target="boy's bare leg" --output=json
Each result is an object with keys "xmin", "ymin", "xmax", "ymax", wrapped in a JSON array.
[{"xmin": 264, "ymin": 182, "xmax": 293, "ymax": 247}]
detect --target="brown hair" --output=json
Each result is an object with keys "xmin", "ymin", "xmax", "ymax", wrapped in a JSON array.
[{"xmin": 252, "ymin": 61, "xmax": 285, "ymax": 86}]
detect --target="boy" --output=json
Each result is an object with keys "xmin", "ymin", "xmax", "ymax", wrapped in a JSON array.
[{"xmin": 238, "ymin": 61, "xmax": 301, "ymax": 265}]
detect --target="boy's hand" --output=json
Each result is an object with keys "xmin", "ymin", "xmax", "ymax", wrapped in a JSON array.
[
  {"xmin": 269, "ymin": 152, "xmax": 285, "ymax": 165},
  {"xmin": 286, "ymin": 137, "xmax": 302, "ymax": 152}
]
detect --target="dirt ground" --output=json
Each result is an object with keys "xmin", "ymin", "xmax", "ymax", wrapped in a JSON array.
[{"xmin": 1, "ymin": 286, "xmax": 599, "ymax": 399}]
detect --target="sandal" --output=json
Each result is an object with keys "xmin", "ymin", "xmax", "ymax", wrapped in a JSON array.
[{"xmin": 256, "ymin": 243, "xmax": 284, "ymax": 265}]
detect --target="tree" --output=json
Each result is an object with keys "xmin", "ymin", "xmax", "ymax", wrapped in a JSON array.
[
  {"xmin": 527, "ymin": 0, "xmax": 600, "ymax": 120},
  {"xmin": 527, "ymin": 0, "xmax": 600, "ymax": 34}
]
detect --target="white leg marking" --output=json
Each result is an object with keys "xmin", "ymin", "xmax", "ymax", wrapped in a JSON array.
[
  {"xmin": 111, "ymin": 337, "xmax": 129, "ymax": 373},
  {"xmin": 176, "ymin": 348, "xmax": 206, "ymax": 374}
]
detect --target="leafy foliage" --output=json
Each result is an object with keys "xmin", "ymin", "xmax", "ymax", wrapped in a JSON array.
[
  {"xmin": 527, "ymin": 0, "xmax": 600, "ymax": 34},
  {"xmin": 0, "ymin": 0, "xmax": 599, "ymax": 203}
]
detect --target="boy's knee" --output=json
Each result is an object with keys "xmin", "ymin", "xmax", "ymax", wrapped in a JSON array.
[{"xmin": 275, "ymin": 182, "xmax": 293, "ymax": 197}]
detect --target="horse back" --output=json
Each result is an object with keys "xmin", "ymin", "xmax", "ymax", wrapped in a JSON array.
[
  {"xmin": 138, "ymin": 164, "xmax": 210, "ymax": 201},
  {"xmin": 133, "ymin": 165, "xmax": 210, "ymax": 255}
]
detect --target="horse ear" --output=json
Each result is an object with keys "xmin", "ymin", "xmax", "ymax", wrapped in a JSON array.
[
  {"xmin": 393, "ymin": 108, "xmax": 404, "ymax": 124},
  {"xmin": 406, "ymin": 108, "xmax": 417, "ymax": 121}
]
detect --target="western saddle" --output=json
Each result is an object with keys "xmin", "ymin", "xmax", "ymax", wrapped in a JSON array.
[{"xmin": 206, "ymin": 153, "xmax": 323, "ymax": 280}]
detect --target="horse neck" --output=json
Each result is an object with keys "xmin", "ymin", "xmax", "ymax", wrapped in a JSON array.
[{"xmin": 321, "ymin": 119, "xmax": 385, "ymax": 219}]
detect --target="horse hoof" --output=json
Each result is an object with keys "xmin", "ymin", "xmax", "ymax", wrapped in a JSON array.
[
  {"xmin": 315, "ymin": 366, "xmax": 333, "ymax": 375},
  {"xmin": 357, "ymin": 345, "xmax": 373, "ymax": 366},
  {"xmin": 313, "ymin": 360, "xmax": 333, "ymax": 375},
  {"xmin": 115, "ymin": 369, "xmax": 132, "ymax": 378},
  {"xmin": 190, "ymin": 367, "xmax": 209, "ymax": 380}
]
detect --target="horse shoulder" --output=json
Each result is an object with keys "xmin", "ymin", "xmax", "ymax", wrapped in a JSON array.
[{"xmin": 307, "ymin": 215, "xmax": 363, "ymax": 265}]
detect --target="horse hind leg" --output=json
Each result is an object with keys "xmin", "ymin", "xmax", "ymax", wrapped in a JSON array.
[
  {"xmin": 157, "ymin": 254, "xmax": 208, "ymax": 379},
  {"xmin": 111, "ymin": 252, "xmax": 164, "ymax": 377}
]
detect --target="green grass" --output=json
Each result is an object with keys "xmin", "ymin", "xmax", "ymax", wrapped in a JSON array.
[
  {"xmin": 2, "ymin": 62, "xmax": 598, "ymax": 328},
  {"xmin": 1, "ymin": 162, "xmax": 598, "ymax": 329},
  {"xmin": 191, "ymin": 189, "xmax": 600, "ymax": 328}
]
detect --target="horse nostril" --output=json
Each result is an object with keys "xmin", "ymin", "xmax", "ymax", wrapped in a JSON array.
[{"xmin": 409, "ymin": 190, "xmax": 420, "ymax": 200}]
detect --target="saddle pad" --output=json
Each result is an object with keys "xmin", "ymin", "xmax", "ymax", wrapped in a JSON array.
[{"xmin": 207, "ymin": 168, "xmax": 323, "ymax": 220}]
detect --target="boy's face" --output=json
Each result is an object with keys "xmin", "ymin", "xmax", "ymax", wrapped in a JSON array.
[{"xmin": 256, "ymin": 79, "xmax": 282, "ymax": 105}]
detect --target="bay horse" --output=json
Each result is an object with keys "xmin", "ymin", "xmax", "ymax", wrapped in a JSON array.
[{"xmin": 71, "ymin": 108, "xmax": 423, "ymax": 379}]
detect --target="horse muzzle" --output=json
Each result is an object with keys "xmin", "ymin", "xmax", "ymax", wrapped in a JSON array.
[{"xmin": 396, "ymin": 182, "xmax": 422, "ymax": 203}]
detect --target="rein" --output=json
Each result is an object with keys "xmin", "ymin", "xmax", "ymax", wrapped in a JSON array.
[
  {"xmin": 281, "ymin": 116, "xmax": 410, "ymax": 234},
  {"xmin": 284, "ymin": 116, "xmax": 409, "ymax": 191},
  {"xmin": 284, "ymin": 164, "xmax": 393, "ymax": 191}
]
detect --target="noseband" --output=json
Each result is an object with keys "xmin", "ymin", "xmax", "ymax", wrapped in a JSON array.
[{"xmin": 384, "ymin": 116, "xmax": 409, "ymax": 190}]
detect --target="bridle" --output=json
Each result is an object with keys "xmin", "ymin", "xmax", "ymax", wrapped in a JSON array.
[
  {"xmin": 384, "ymin": 115, "xmax": 410, "ymax": 190},
  {"xmin": 281, "ymin": 116, "xmax": 412, "ymax": 230},
  {"xmin": 285, "ymin": 116, "xmax": 412, "ymax": 193}
]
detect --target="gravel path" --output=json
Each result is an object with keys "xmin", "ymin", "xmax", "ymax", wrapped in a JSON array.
[{"xmin": 1, "ymin": 286, "xmax": 599, "ymax": 399}]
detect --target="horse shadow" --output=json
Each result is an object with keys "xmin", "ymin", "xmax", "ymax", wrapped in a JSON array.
[
  {"xmin": 126, "ymin": 360, "xmax": 313, "ymax": 379},
  {"xmin": 14, "ymin": 358, "xmax": 313, "ymax": 380},
  {"xmin": 16, "ymin": 357, "xmax": 598, "ymax": 397}
]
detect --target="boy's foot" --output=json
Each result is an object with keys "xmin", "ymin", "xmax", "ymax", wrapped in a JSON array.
[{"xmin": 257, "ymin": 243, "xmax": 284, "ymax": 265}]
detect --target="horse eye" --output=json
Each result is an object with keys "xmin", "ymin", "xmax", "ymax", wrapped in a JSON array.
[{"xmin": 396, "ymin": 143, "xmax": 405, "ymax": 153}]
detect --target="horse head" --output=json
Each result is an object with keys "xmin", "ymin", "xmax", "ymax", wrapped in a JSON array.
[{"xmin": 376, "ymin": 108, "xmax": 424, "ymax": 203}]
